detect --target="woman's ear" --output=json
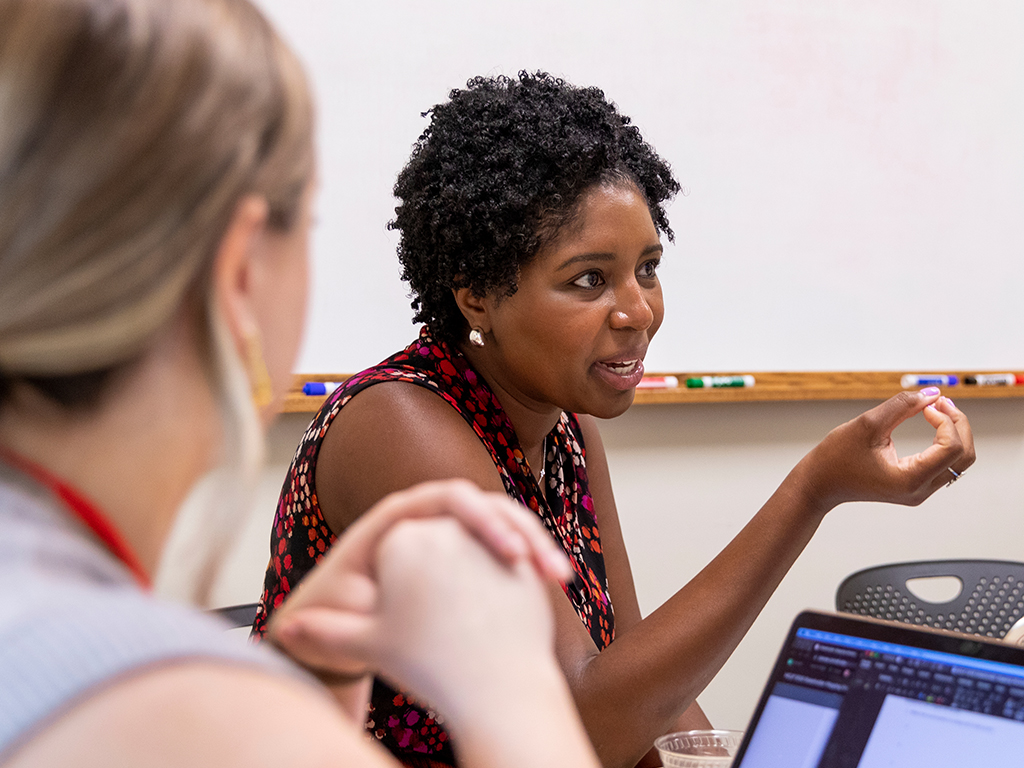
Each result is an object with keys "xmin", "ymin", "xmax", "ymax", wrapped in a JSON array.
[
  {"xmin": 212, "ymin": 195, "xmax": 270, "ymax": 357},
  {"xmin": 452, "ymin": 287, "xmax": 492, "ymax": 337}
]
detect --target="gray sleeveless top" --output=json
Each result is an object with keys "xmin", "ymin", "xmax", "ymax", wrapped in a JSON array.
[{"xmin": 0, "ymin": 465, "xmax": 306, "ymax": 759}]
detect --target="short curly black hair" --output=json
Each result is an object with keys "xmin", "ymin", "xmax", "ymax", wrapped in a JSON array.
[{"xmin": 389, "ymin": 71, "xmax": 680, "ymax": 344}]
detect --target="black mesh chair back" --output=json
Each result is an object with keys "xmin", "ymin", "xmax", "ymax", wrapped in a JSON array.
[
  {"xmin": 209, "ymin": 602, "xmax": 259, "ymax": 630},
  {"xmin": 835, "ymin": 560, "xmax": 1024, "ymax": 639}
]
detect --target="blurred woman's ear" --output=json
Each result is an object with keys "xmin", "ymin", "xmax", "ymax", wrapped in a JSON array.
[{"xmin": 211, "ymin": 196, "xmax": 271, "ymax": 374}]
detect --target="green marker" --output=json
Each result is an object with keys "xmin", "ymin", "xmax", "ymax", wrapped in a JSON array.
[{"xmin": 686, "ymin": 375, "xmax": 755, "ymax": 388}]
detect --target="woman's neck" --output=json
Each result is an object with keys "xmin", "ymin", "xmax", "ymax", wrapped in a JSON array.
[
  {"xmin": 0, "ymin": 322, "xmax": 219, "ymax": 577},
  {"xmin": 457, "ymin": 342, "xmax": 562, "ymax": 470}
]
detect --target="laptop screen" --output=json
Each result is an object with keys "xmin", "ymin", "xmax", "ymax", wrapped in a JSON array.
[{"xmin": 732, "ymin": 611, "xmax": 1024, "ymax": 767}]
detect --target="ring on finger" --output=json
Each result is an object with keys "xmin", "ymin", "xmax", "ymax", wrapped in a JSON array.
[{"xmin": 945, "ymin": 466, "xmax": 965, "ymax": 487}]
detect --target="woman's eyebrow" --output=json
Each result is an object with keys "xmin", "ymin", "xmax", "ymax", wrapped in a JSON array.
[
  {"xmin": 556, "ymin": 252, "xmax": 615, "ymax": 271},
  {"xmin": 555, "ymin": 244, "xmax": 662, "ymax": 272}
]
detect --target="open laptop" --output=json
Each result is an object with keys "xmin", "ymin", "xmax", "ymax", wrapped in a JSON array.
[{"xmin": 731, "ymin": 610, "xmax": 1024, "ymax": 767}]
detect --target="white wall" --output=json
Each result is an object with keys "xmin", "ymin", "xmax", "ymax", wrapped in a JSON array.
[
  {"xmin": 158, "ymin": 396, "xmax": 1024, "ymax": 730},
  {"xmin": 256, "ymin": 0, "xmax": 1024, "ymax": 374}
]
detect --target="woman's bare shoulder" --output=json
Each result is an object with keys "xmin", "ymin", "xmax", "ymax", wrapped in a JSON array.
[
  {"xmin": 316, "ymin": 381, "xmax": 506, "ymax": 535},
  {"xmin": 6, "ymin": 662, "xmax": 395, "ymax": 768}
]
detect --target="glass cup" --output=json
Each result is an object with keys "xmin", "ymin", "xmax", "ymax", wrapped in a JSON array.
[{"xmin": 654, "ymin": 729, "xmax": 745, "ymax": 768}]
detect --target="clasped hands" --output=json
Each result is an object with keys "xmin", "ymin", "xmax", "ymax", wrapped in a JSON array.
[{"xmin": 267, "ymin": 480, "xmax": 570, "ymax": 709}]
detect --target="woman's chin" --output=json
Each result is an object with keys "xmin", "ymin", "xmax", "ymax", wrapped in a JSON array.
[{"xmin": 576, "ymin": 389, "xmax": 636, "ymax": 420}]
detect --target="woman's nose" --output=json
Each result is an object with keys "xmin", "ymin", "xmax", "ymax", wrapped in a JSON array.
[{"xmin": 609, "ymin": 281, "xmax": 655, "ymax": 331}]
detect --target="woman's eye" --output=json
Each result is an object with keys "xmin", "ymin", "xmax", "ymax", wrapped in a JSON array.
[
  {"xmin": 572, "ymin": 271, "xmax": 604, "ymax": 289},
  {"xmin": 638, "ymin": 260, "xmax": 660, "ymax": 279}
]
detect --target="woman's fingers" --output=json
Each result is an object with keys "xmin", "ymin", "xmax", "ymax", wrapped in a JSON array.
[
  {"xmin": 891, "ymin": 396, "xmax": 973, "ymax": 502},
  {"xmin": 908, "ymin": 400, "xmax": 960, "ymax": 464},
  {"xmin": 934, "ymin": 396, "xmax": 976, "ymax": 470},
  {"xmin": 339, "ymin": 479, "xmax": 570, "ymax": 582},
  {"xmin": 269, "ymin": 606, "xmax": 377, "ymax": 677},
  {"xmin": 861, "ymin": 389, "xmax": 941, "ymax": 442},
  {"xmin": 267, "ymin": 568, "xmax": 379, "ymax": 671},
  {"xmin": 488, "ymin": 495, "xmax": 572, "ymax": 581},
  {"xmin": 913, "ymin": 397, "xmax": 976, "ymax": 498}
]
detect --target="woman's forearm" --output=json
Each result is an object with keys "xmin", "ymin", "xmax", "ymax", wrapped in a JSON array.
[
  {"xmin": 566, "ymin": 462, "xmax": 828, "ymax": 768},
  {"xmin": 323, "ymin": 676, "xmax": 374, "ymax": 724},
  {"xmin": 449, "ymin": 658, "xmax": 601, "ymax": 768}
]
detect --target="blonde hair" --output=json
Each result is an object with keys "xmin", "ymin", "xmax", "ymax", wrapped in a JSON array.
[
  {"xmin": 0, "ymin": 0, "xmax": 313, "ymax": 380},
  {"xmin": 0, "ymin": 0, "xmax": 315, "ymax": 602}
]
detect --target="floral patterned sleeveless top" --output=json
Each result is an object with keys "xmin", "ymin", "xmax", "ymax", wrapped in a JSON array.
[{"xmin": 253, "ymin": 327, "xmax": 615, "ymax": 768}]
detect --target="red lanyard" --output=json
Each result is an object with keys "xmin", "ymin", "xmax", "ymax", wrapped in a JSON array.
[{"xmin": 0, "ymin": 445, "xmax": 151, "ymax": 588}]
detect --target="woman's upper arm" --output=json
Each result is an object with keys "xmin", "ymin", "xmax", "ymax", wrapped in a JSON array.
[
  {"xmin": 6, "ymin": 663, "xmax": 395, "ymax": 768},
  {"xmin": 315, "ymin": 382, "xmax": 506, "ymax": 535}
]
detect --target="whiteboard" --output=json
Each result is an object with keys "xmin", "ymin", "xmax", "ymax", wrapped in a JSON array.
[{"xmin": 255, "ymin": 0, "xmax": 1024, "ymax": 374}]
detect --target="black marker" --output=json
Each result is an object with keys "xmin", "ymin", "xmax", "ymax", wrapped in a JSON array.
[{"xmin": 964, "ymin": 373, "xmax": 1021, "ymax": 386}]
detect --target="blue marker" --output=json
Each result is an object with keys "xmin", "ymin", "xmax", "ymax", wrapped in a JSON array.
[
  {"xmin": 302, "ymin": 381, "xmax": 342, "ymax": 396},
  {"xmin": 900, "ymin": 374, "xmax": 959, "ymax": 388}
]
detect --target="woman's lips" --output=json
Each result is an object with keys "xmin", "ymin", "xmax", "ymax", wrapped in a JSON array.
[{"xmin": 593, "ymin": 358, "xmax": 646, "ymax": 390}]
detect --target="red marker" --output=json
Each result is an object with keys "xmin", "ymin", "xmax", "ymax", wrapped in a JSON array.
[{"xmin": 635, "ymin": 375, "xmax": 680, "ymax": 390}]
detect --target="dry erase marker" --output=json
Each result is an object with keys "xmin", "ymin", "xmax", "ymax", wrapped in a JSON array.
[
  {"xmin": 900, "ymin": 374, "xmax": 959, "ymax": 388},
  {"xmin": 964, "ymin": 373, "xmax": 1018, "ymax": 386},
  {"xmin": 635, "ymin": 375, "xmax": 680, "ymax": 390},
  {"xmin": 302, "ymin": 381, "xmax": 342, "ymax": 396},
  {"xmin": 686, "ymin": 375, "xmax": 755, "ymax": 389}
]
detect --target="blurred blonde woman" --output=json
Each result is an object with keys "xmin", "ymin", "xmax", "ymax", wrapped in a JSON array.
[{"xmin": 0, "ymin": 1, "xmax": 599, "ymax": 767}]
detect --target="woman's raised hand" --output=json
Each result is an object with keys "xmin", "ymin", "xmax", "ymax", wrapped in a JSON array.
[{"xmin": 796, "ymin": 389, "xmax": 975, "ymax": 513}]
